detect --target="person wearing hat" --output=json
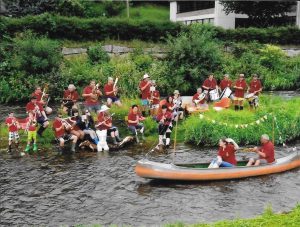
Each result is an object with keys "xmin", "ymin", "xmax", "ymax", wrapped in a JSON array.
[
  {"xmin": 173, "ymin": 90, "xmax": 184, "ymax": 120},
  {"xmin": 139, "ymin": 74, "xmax": 151, "ymax": 116},
  {"xmin": 247, "ymin": 74, "xmax": 262, "ymax": 109},
  {"xmin": 53, "ymin": 112, "xmax": 78, "ymax": 153},
  {"xmin": 62, "ymin": 84, "xmax": 80, "ymax": 116},
  {"xmin": 26, "ymin": 96, "xmax": 49, "ymax": 136},
  {"xmin": 233, "ymin": 74, "xmax": 248, "ymax": 111},
  {"xmin": 247, "ymin": 134, "xmax": 275, "ymax": 166},
  {"xmin": 82, "ymin": 80, "xmax": 102, "ymax": 113},
  {"xmin": 104, "ymin": 77, "xmax": 122, "ymax": 108},
  {"xmin": 148, "ymin": 80, "xmax": 160, "ymax": 117}
]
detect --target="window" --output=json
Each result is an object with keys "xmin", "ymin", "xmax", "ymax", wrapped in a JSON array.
[{"xmin": 177, "ymin": 1, "xmax": 215, "ymax": 14}]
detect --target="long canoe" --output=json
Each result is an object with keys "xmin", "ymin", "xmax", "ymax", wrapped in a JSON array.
[{"xmin": 135, "ymin": 151, "xmax": 300, "ymax": 181}]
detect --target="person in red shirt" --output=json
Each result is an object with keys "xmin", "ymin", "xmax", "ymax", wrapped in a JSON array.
[
  {"xmin": 219, "ymin": 74, "xmax": 232, "ymax": 91},
  {"xmin": 192, "ymin": 88, "xmax": 208, "ymax": 110},
  {"xmin": 233, "ymin": 74, "xmax": 248, "ymax": 111},
  {"xmin": 127, "ymin": 105, "xmax": 146, "ymax": 143},
  {"xmin": 247, "ymin": 134, "xmax": 275, "ymax": 166},
  {"xmin": 202, "ymin": 74, "xmax": 219, "ymax": 102},
  {"xmin": 104, "ymin": 77, "xmax": 122, "ymax": 107},
  {"xmin": 156, "ymin": 105, "xmax": 173, "ymax": 148},
  {"xmin": 62, "ymin": 84, "xmax": 80, "ymax": 115},
  {"xmin": 139, "ymin": 74, "xmax": 151, "ymax": 116},
  {"xmin": 209, "ymin": 137, "xmax": 239, "ymax": 168},
  {"xmin": 82, "ymin": 80, "xmax": 102, "ymax": 113},
  {"xmin": 26, "ymin": 96, "xmax": 49, "ymax": 136},
  {"xmin": 52, "ymin": 113, "xmax": 78, "ymax": 153},
  {"xmin": 32, "ymin": 86, "xmax": 52, "ymax": 115},
  {"xmin": 247, "ymin": 74, "xmax": 263, "ymax": 109},
  {"xmin": 148, "ymin": 80, "xmax": 160, "ymax": 117},
  {"xmin": 5, "ymin": 112, "xmax": 20, "ymax": 152},
  {"xmin": 24, "ymin": 111, "xmax": 38, "ymax": 153}
]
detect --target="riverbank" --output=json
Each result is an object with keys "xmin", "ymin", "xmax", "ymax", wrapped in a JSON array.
[{"xmin": 166, "ymin": 205, "xmax": 300, "ymax": 227}]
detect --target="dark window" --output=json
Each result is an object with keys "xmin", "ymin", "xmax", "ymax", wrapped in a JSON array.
[{"xmin": 177, "ymin": 1, "xmax": 215, "ymax": 14}]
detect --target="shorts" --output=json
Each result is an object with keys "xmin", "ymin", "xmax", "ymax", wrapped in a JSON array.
[
  {"xmin": 28, "ymin": 131, "xmax": 37, "ymax": 142},
  {"xmin": 141, "ymin": 99, "xmax": 149, "ymax": 106},
  {"xmin": 107, "ymin": 126, "xmax": 118, "ymax": 135},
  {"xmin": 128, "ymin": 124, "xmax": 144, "ymax": 135},
  {"xmin": 37, "ymin": 116, "xmax": 48, "ymax": 125},
  {"xmin": 85, "ymin": 103, "xmax": 101, "ymax": 113},
  {"xmin": 158, "ymin": 124, "xmax": 172, "ymax": 135},
  {"xmin": 56, "ymin": 134, "xmax": 72, "ymax": 143},
  {"xmin": 107, "ymin": 96, "xmax": 119, "ymax": 103},
  {"xmin": 234, "ymin": 97, "xmax": 244, "ymax": 101},
  {"xmin": 9, "ymin": 132, "xmax": 19, "ymax": 141}
]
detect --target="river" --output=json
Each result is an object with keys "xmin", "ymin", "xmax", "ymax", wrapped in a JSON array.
[{"xmin": 0, "ymin": 91, "xmax": 300, "ymax": 226}]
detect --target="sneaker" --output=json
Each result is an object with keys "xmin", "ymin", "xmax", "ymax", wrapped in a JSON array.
[
  {"xmin": 33, "ymin": 144, "xmax": 38, "ymax": 152},
  {"xmin": 25, "ymin": 145, "xmax": 31, "ymax": 153}
]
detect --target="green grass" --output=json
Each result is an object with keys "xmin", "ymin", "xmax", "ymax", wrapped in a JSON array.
[{"xmin": 167, "ymin": 205, "xmax": 300, "ymax": 227}]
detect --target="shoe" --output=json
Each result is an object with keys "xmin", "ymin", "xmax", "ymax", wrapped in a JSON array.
[
  {"xmin": 25, "ymin": 144, "xmax": 31, "ymax": 153},
  {"xmin": 116, "ymin": 136, "xmax": 122, "ymax": 142},
  {"xmin": 33, "ymin": 144, "xmax": 38, "ymax": 152},
  {"xmin": 112, "ymin": 137, "xmax": 118, "ymax": 145},
  {"xmin": 7, "ymin": 145, "xmax": 12, "ymax": 153}
]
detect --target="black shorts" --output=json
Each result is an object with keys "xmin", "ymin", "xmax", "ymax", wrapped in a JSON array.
[{"xmin": 56, "ymin": 134, "xmax": 72, "ymax": 142}]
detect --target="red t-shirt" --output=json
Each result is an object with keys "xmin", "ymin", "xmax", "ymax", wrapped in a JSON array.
[
  {"xmin": 104, "ymin": 83, "xmax": 116, "ymax": 97},
  {"xmin": 31, "ymin": 91, "xmax": 43, "ymax": 102},
  {"xmin": 192, "ymin": 93, "xmax": 205, "ymax": 104},
  {"xmin": 151, "ymin": 90, "xmax": 160, "ymax": 105},
  {"xmin": 259, "ymin": 141, "xmax": 275, "ymax": 163},
  {"xmin": 219, "ymin": 79, "xmax": 232, "ymax": 91},
  {"xmin": 165, "ymin": 101, "xmax": 174, "ymax": 112},
  {"xmin": 234, "ymin": 79, "xmax": 247, "ymax": 98},
  {"xmin": 127, "ymin": 112, "xmax": 141, "ymax": 127},
  {"xmin": 53, "ymin": 119, "xmax": 65, "ymax": 138},
  {"xmin": 63, "ymin": 90, "xmax": 79, "ymax": 102},
  {"xmin": 26, "ymin": 102, "xmax": 44, "ymax": 117},
  {"xmin": 139, "ymin": 80, "xmax": 151, "ymax": 99},
  {"xmin": 96, "ymin": 112, "xmax": 112, "ymax": 130},
  {"xmin": 218, "ymin": 144, "xmax": 237, "ymax": 165},
  {"xmin": 83, "ymin": 86, "xmax": 100, "ymax": 105},
  {"xmin": 26, "ymin": 117, "xmax": 37, "ymax": 131},
  {"xmin": 156, "ymin": 111, "xmax": 173, "ymax": 126},
  {"xmin": 202, "ymin": 78, "xmax": 217, "ymax": 90},
  {"xmin": 5, "ymin": 117, "xmax": 18, "ymax": 132},
  {"xmin": 249, "ymin": 80, "xmax": 262, "ymax": 94}
]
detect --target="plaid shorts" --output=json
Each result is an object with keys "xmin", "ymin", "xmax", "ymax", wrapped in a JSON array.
[{"xmin": 9, "ymin": 132, "xmax": 20, "ymax": 141}]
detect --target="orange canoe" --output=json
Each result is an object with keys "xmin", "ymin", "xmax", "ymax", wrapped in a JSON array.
[{"xmin": 135, "ymin": 151, "xmax": 300, "ymax": 181}]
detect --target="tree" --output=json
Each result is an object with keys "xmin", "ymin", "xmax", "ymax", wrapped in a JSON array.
[{"xmin": 220, "ymin": 1, "xmax": 295, "ymax": 27}]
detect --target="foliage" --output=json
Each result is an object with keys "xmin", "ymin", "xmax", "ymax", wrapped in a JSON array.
[
  {"xmin": 87, "ymin": 44, "xmax": 110, "ymax": 65},
  {"xmin": 166, "ymin": 24, "xmax": 224, "ymax": 95},
  {"xmin": 220, "ymin": 1, "xmax": 295, "ymax": 27},
  {"xmin": 183, "ymin": 96, "xmax": 300, "ymax": 146},
  {"xmin": 102, "ymin": 0, "xmax": 126, "ymax": 17},
  {"xmin": 13, "ymin": 31, "xmax": 62, "ymax": 75},
  {"xmin": 56, "ymin": 0, "xmax": 84, "ymax": 17}
]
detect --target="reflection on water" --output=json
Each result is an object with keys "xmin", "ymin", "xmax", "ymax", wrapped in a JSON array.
[{"xmin": 1, "ymin": 143, "xmax": 300, "ymax": 226}]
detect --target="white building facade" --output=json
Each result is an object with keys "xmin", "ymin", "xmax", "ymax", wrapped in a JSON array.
[{"xmin": 170, "ymin": 1, "xmax": 300, "ymax": 29}]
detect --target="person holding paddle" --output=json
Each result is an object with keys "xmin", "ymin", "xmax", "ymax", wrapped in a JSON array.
[{"xmin": 104, "ymin": 77, "xmax": 122, "ymax": 107}]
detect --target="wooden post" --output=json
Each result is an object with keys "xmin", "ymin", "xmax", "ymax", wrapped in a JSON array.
[{"xmin": 126, "ymin": 0, "xmax": 130, "ymax": 18}]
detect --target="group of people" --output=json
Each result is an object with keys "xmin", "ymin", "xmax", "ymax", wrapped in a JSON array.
[{"xmin": 192, "ymin": 73, "xmax": 262, "ymax": 110}]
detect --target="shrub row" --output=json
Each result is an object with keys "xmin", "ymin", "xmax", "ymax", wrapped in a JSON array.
[{"xmin": 1, "ymin": 14, "xmax": 300, "ymax": 44}]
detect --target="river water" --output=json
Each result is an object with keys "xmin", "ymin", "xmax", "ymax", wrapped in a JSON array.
[{"xmin": 1, "ymin": 91, "xmax": 300, "ymax": 226}]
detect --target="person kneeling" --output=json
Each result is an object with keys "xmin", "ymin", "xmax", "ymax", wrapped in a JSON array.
[
  {"xmin": 209, "ymin": 137, "xmax": 239, "ymax": 168},
  {"xmin": 156, "ymin": 105, "xmax": 173, "ymax": 148},
  {"xmin": 53, "ymin": 113, "xmax": 78, "ymax": 153},
  {"xmin": 247, "ymin": 134, "xmax": 275, "ymax": 166}
]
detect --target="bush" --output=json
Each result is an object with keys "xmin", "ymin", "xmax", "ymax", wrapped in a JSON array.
[
  {"xmin": 57, "ymin": 0, "xmax": 85, "ymax": 17},
  {"xmin": 87, "ymin": 44, "xmax": 110, "ymax": 65}
]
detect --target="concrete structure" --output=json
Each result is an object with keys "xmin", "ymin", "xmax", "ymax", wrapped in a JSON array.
[{"xmin": 170, "ymin": 1, "xmax": 300, "ymax": 29}]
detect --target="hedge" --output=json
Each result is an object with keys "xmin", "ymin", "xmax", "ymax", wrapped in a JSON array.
[{"xmin": 1, "ymin": 14, "xmax": 300, "ymax": 44}]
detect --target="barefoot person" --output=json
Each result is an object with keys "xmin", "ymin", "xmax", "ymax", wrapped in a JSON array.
[
  {"xmin": 62, "ymin": 84, "xmax": 79, "ymax": 116},
  {"xmin": 82, "ymin": 80, "xmax": 102, "ymax": 113},
  {"xmin": 5, "ymin": 112, "xmax": 20, "ymax": 152},
  {"xmin": 104, "ymin": 77, "xmax": 122, "ymax": 107},
  {"xmin": 26, "ymin": 96, "xmax": 49, "ymax": 137},
  {"xmin": 233, "ymin": 74, "xmax": 248, "ymax": 111},
  {"xmin": 247, "ymin": 74, "xmax": 262, "ymax": 109},
  {"xmin": 247, "ymin": 134, "xmax": 275, "ymax": 166},
  {"xmin": 127, "ymin": 105, "xmax": 146, "ymax": 143},
  {"xmin": 139, "ymin": 74, "xmax": 151, "ymax": 116}
]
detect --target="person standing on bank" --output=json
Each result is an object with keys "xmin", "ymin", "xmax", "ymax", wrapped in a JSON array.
[
  {"xmin": 233, "ymin": 74, "xmax": 248, "ymax": 111},
  {"xmin": 202, "ymin": 74, "xmax": 218, "ymax": 102},
  {"xmin": 139, "ymin": 74, "xmax": 151, "ymax": 116}
]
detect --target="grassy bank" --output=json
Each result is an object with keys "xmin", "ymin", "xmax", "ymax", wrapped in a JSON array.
[
  {"xmin": 166, "ymin": 205, "xmax": 300, "ymax": 227},
  {"xmin": 184, "ymin": 95, "xmax": 300, "ymax": 146}
]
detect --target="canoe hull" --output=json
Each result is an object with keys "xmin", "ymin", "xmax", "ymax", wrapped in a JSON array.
[{"xmin": 135, "ymin": 152, "xmax": 300, "ymax": 181}]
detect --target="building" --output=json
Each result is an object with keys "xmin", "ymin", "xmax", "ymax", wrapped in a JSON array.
[{"xmin": 170, "ymin": 1, "xmax": 300, "ymax": 29}]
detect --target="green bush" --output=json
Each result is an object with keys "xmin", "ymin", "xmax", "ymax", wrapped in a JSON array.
[
  {"xmin": 57, "ymin": 0, "xmax": 85, "ymax": 17},
  {"xmin": 87, "ymin": 44, "xmax": 110, "ymax": 65}
]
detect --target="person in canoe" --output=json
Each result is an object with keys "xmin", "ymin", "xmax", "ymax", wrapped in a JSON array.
[
  {"xmin": 247, "ymin": 134, "xmax": 275, "ymax": 166},
  {"xmin": 208, "ymin": 137, "xmax": 239, "ymax": 168}
]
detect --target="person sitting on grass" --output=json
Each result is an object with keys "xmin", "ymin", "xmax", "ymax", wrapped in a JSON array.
[
  {"xmin": 104, "ymin": 77, "xmax": 122, "ymax": 107},
  {"xmin": 5, "ymin": 112, "xmax": 20, "ymax": 153},
  {"xmin": 247, "ymin": 134, "xmax": 275, "ymax": 166},
  {"xmin": 127, "ymin": 104, "xmax": 146, "ymax": 143},
  {"xmin": 192, "ymin": 88, "xmax": 208, "ymax": 109},
  {"xmin": 24, "ymin": 111, "xmax": 38, "ymax": 153},
  {"xmin": 209, "ymin": 137, "xmax": 239, "ymax": 168},
  {"xmin": 53, "ymin": 113, "xmax": 78, "ymax": 153}
]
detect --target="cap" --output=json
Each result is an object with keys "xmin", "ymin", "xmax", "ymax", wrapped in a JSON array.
[
  {"xmin": 143, "ymin": 74, "xmax": 150, "ymax": 79},
  {"xmin": 174, "ymin": 90, "xmax": 180, "ymax": 95},
  {"xmin": 99, "ymin": 105, "xmax": 110, "ymax": 112}
]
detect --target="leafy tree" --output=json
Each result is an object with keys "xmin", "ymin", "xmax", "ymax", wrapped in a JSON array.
[
  {"xmin": 166, "ymin": 24, "xmax": 224, "ymax": 95},
  {"xmin": 87, "ymin": 44, "xmax": 110, "ymax": 65},
  {"xmin": 220, "ymin": 1, "xmax": 295, "ymax": 27}
]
